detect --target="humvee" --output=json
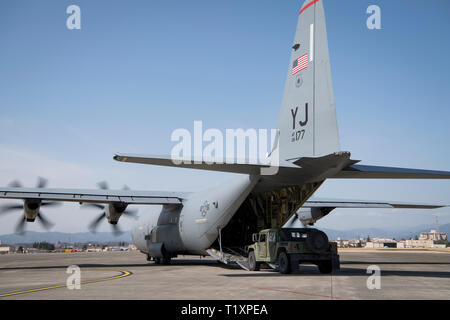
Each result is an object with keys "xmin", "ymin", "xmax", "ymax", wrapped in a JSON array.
[{"xmin": 246, "ymin": 228, "xmax": 340, "ymax": 274}]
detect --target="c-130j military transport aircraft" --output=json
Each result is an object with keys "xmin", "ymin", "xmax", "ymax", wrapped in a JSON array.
[{"xmin": 1, "ymin": 0, "xmax": 450, "ymax": 266}]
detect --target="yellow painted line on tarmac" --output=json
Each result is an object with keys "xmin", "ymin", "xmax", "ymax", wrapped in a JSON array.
[{"xmin": 0, "ymin": 268, "xmax": 132, "ymax": 298}]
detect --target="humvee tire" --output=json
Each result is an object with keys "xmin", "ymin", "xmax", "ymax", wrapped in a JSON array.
[
  {"xmin": 318, "ymin": 260, "xmax": 333, "ymax": 274},
  {"xmin": 162, "ymin": 256, "xmax": 172, "ymax": 265},
  {"xmin": 248, "ymin": 251, "xmax": 260, "ymax": 271},
  {"xmin": 278, "ymin": 252, "xmax": 291, "ymax": 274}
]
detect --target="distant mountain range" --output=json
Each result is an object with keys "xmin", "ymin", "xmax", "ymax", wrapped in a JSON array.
[{"xmin": 0, "ymin": 223, "xmax": 448, "ymax": 245}]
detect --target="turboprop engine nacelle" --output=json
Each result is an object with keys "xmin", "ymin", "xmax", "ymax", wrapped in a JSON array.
[
  {"xmin": 106, "ymin": 202, "xmax": 128, "ymax": 224},
  {"xmin": 297, "ymin": 207, "xmax": 335, "ymax": 226},
  {"xmin": 23, "ymin": 199, "xmax": 41, "ymax": 221}
]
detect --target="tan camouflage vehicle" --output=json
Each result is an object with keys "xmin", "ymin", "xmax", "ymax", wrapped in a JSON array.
[{"xmin": 246, "ymin": 228, "xmax": 340, "ymax": 274}]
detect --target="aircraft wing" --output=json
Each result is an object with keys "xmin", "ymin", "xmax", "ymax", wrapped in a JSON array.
[
  {"xmin": 0, "ymin": 187, "xmax": 186, "ymax": 205},
  {"xmin": 333, "ymin": 164, "xmax": 450, "ymax": 179},
  {"xmin": 303, "ymin": 199, "xmax": 447, "ymax": 209}
]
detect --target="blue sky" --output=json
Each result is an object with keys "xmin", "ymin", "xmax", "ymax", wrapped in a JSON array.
[{"xmin": 0, "ymin": 0, "xmax": 449, "ymax": 234}]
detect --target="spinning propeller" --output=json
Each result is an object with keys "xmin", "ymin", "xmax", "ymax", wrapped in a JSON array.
[
  {"xmin": 82, "ymin": 181, "xmax": 138, "ymax": 236},
  {"xmin": 0, "ymin": 177, "xmax": 60, "ymax": 234}
]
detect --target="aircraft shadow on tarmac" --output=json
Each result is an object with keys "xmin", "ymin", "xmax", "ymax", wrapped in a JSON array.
[
  {"xmin": 0, "ymin": 259, "xmax": 234, "ymax": 272},
  {"xmin": 2, "ymin": 260, "xmax": 450, "ymax": 279},
  {"xmin": 341, "ymin": 261, "xmax": 450, "ymax": 265},
  {"xmin": 220, "ymin": 265, "xmax": 450, "ymax": 279}
]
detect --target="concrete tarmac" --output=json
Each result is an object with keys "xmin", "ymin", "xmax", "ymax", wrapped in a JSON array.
[{"xmin": 0, "ymin": 249, "xmax": 449, "ymax": 300}]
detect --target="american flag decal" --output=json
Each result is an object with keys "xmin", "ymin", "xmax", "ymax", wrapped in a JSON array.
[{"xmin": 292, "ymin": 53, "xmax": 308, "ymax": 75}]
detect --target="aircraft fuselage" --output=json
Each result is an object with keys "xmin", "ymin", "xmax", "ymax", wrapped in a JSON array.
[{"xmin": 131, "ymin": 175, "xmax": 258, "ymax": 257}]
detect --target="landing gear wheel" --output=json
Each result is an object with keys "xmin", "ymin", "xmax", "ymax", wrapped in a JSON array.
[
  {"xmin": 318, "ymin": 260, "xmax": 333, "ymax": 274},
  {"xmin": 162, "ymin": 256, "xmax": 172, "ymax": 265},
  {"xmin": 278, "ymin": 252, "xmax": 291, "ymax": 274},
  {"xmin": 154, "ymin": 257, "xmax": 161, "ymax": 265},
  {"xmin": 248, "ymin": 251, "xmax": 260, "ymax": 271}
]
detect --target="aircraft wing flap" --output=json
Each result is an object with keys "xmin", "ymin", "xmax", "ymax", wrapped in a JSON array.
[
  {"xmin": 303, "ymin": 199, "xmax": 446, "ymax": 209},
  {"xmin": 333, "ymin": 164, "xmax": 450, "ymax": 179},
  {"xmin": 0, "ymin": 187, "xmax": 185, "ymax": 205}
]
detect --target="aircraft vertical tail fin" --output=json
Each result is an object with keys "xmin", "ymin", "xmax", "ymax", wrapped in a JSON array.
[{"xmin": 277, "ymin": 0, "xmax": 340, "ymax": 161}]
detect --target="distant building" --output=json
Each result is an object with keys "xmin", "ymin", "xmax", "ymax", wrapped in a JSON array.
[
  {"xmin": 419, "ymin": 230, "xmax": 447, "ymax": 241},
  {"xmin": 404, "ymin": 239, "xmax": 434, "ymax": 249},
  {"xmin": 402, "ymin": 229, "xmax": 448, "ymax": 248},
  {"xmin": 365, "ymin": 238, "xmax": 397, "ymax": 248},
  {"xmin": 334, "ymin": 237, "xmax": 365, "ymax": 248},
  {"xmin": 396, "ymin": 242, "xmax": 405, "ymax": 249},
  {"xmin": 333, "ymin": 228, "xmax": 448, "ymax": 250},
  {"xmin": 0, "ymin": 246, "xmax": 12, "ymax": 254},
  {"xmin": 405, "ymin": 230, "xmax": 448, "ymax": 248}
]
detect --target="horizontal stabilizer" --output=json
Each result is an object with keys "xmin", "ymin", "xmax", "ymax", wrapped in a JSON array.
[
  {"xmin": 114, "ymin": 153, "xmax": 283, "ymax": 175},
  {"xmin": 304, "ymin": 199, "xmax": 447, "ymax": 209},
  {"xmin": 333, "ymin": 164, "xmax": 450, "ymax": 179}
]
